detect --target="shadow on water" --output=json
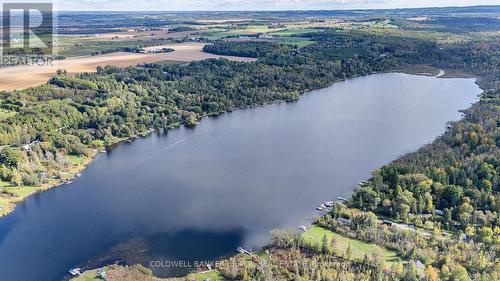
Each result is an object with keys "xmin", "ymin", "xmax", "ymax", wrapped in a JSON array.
[{"xmin": 77, "ymin": 229, "xmax": 245, "ymax": 278}]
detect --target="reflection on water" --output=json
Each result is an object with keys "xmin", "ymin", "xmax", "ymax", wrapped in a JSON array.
[{"xmin": 0, "ymin": 73, "xmax": 481, "ymax": 281}]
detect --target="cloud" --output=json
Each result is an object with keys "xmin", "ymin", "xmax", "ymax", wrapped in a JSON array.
[{"xmin": 54, "ymin": 0, "xmax": 499, "ymax": 11}]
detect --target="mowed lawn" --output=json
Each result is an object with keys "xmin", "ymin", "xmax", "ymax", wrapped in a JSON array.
[
  {"xmin": 301, "ymin": 225, "xmax": 399, "ymax": 267},
  {"xmin": 168, "ymin": 270, "xmax": 227, "ymax": 281},
  {"xmin": 190, "ymin": 271, "xmax": 227, "ymax": 281},
  {"xmin": 0, "ymin": 109, "xmax": 16, "ymax": 121}
]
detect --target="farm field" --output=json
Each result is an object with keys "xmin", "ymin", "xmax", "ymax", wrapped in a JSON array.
[{"xmin": 0, "ymin": 43, "xmax": 256, "ymax": 91}]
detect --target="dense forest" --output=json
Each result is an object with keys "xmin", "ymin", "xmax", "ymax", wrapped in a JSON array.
[
  {"xmin": 0, "ymin": 28, "xmax": 498, "ymax": 280},
  {"xmin": 0, "ymin": 33, "xmax": 415, "ymax": 186}
]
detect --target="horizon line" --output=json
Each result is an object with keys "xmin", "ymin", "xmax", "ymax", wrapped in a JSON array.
[{"xmin": 53, "ymin": 4, "xmax": 500, "ymax": 13}]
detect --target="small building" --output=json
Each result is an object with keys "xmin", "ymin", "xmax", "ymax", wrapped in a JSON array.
[{"xmin": 434, "ymin": 209, "xmax": 444, "ymax": 216}]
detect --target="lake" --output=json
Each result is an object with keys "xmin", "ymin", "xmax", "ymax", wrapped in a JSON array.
[{"xmin": 0, "ymin": 73, "xmax": 481, "ymax": 281}]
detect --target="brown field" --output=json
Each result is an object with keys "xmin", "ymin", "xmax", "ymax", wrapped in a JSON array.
[{"xmin": 0, "ymin": 43, "xmax": 256, "ymax": 91}]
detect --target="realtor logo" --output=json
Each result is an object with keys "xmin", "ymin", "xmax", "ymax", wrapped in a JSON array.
[{"xmin": 1, "ymin": 2, "xmax": 54, "ymax": 57}]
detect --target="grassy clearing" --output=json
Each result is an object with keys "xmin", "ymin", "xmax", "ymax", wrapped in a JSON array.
[
  {"xmin": 167, "ymin": 270, "xmax": 226, "ymax": 281},
  {"xmin": 202, "ymin": 25, "xmax": 285, "ymax": 40},
  {"xmin": 0, "ymin": 180, "xmax": 10, "ymax": 188},
  {"xmin": 270, "ymin": 28, "xmax": 324, "ymax": 36},
  {"xmin": 301, "ymin": 225, "xmax": 399, "ymax": 267},
  {"xmin": 3, "ymin": 186, "xmax": 38, "ymax": 198},
  {"xmin": 0, "ymin": 109, "xmax": 16, "ymax": 121},
  {"xmin": 189, "ymin": 271, "xmax": 227, "ymax": 281},
  {"xmin": 68, "ymin": 154, "xmax": 86, "ymax": 165},
  {"xmin": 276, "ymin": 37, "xmax": 314, "ymax": 48},
  {"xmin": 0, "ymin": 186, "xmax": 39, "ymax": 216}
]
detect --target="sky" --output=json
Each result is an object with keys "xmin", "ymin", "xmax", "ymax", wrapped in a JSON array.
[{"xmin": 6, "ymin": 0, "xmax": 500, "ymax": 11}]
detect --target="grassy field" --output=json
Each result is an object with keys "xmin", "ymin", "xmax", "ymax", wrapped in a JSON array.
[
  {"xmin": 301, "ymin": 225, "xmax": 399, "ymax": 267},
  {"xmin": 68, "ymin": 154, "xmax": 86, "ymax": 166},
  {"xmin": 276, "ymin": 37, "xmax": 314, "ymax": 48},
  {"xmin": 269, "ymin": 28, "xmax": 324, "ymax": 36},
  {"xmin": 0, "ymin": 109, "xmax": 16, "ymax": 121},
  {"xmin": 177, "ymin": 271, "xmax": 228, "ymax": 281},
  {"xmin": 0, "ymin": 185, "xmax": 39, "ymax": 216},
  {"xmin": 57, "ymin": 35, "xmax": 170, "ymax": 58}
]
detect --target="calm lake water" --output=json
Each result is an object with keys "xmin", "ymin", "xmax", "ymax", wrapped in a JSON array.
[{"xmin": 0, "ymin": 73, "xmax": 481, "ymax": 281}]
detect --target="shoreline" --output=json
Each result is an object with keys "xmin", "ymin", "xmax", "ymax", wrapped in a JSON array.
[
  {"xmin": 0, "ymin": 65, "xmax": 449, "ymax": 219},
  {"xmin": 71, "ymin": 66, "xmax": 486, "ymax": 280},
  {"xmin": 0, "ymin": 150, "xmax": 97, "ymax": 217},
  {"xmin": 69, "ymin": 67, "xmax": 486, "ymax": 281},
  {"xmin": 0, "ymin": 65, "xmax": 476, "ymax": 278}
]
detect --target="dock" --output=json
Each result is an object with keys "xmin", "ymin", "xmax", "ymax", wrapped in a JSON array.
[{"xmin": 68, "ymin": 268, "xmax": 81, "ymax": 276}]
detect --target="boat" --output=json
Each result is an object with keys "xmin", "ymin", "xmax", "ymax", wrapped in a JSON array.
[
  {"xmin": 324, "ymin": 201, "xmax": 334, "ymax": 207},
  {"xmin": 236, "ymin": 247, "xmax": 251, "ymax": 255},
  {"xmin": 298, "ymin": 225, "xmax": 307, "ymax": 232}
]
